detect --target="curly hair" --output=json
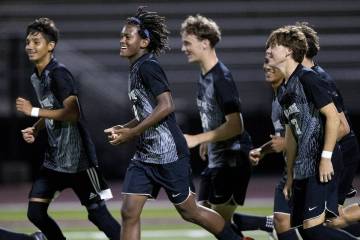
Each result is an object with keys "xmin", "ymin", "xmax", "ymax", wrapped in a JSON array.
[
  {"xmin": 266, "ymin": 25, "xmax": 308, "ymax": 63},
  {"xmin": 295, "ymin": 22, "xmax": 320, "ymax": 58},
  {"xmin": 126, "ymin": 6, "xmax": 170, "ymax": 55},
  {"xmin": 180, "ymin": 14, "xmax": 221, "ymax": 48},
  {"xmin": 26, "ymin": 17, "xmax": 59, "ymax": 44}
]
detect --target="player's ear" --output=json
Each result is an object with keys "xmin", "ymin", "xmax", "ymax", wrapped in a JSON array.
[
  {"xmin": 48, "ymin": 41, "xmax": 56, "ymax": 52},
  {"xmin": 140, "ymin": 38, "xmax": 150, "ymax": 49},
  {"xmin": 201, "ymin": 39, "xmax": 211, "ymax": 50}
]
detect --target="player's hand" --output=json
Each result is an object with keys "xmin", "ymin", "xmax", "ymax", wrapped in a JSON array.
[
  {"xmin": 319, "ymin": 157, "xmax": 334, "ymax": 183},
  {"xmin": 199, "ymin": 143, "xmax": 208, "ymax": 161},
  {"xmin": 270, "ymin": 135, "xmax": 285, "ymax": 153},
  {"xmin": 249, "ymin": 148, "xmax": 262, "ymax": 166},
  {"xmin": 16, "ymin": 97, "xmax": 33, "ymax": 116},
  {"xmin": 183, "ymin": 134, "xmax": 199, "ymax": 148},
  {"xmin": 283, "ymin": 177, "xmax": 293, "ymax": 200},
  {"xmin": 107, "ymin": 127, "xmax": 135, "ymax": 145},
  {"xmin": 104, "ymin": 125, "xmax": 123, "ymax": 140},
  {"xmin": 21, "ymin": 127, "xmax": 37, "ymax": 143}
]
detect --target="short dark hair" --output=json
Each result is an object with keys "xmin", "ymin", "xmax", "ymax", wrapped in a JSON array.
[
  {"xmin": 295, "ymin": 22, "xmax": 320, "ymax": 58},
  {"xmin": 126, "ymin": 6, "xmax": 170, "ymax": 55},
  {"xmin": 266, "ymin": 26, "xmax": 308, "ymax": 63},
  {"xmin": 180, "ymin": 14, "xmax": 221, "ymax": 48},
  {"xmin": 26, "ymin": 17, "xmax": 59, "ymax": 44}
]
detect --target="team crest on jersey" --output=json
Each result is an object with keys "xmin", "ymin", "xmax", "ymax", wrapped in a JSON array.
[{"xmin": 283, "ymin": 103, "xmax": 300, "ymax": 118}]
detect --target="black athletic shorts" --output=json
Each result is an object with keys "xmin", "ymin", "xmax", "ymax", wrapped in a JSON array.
[
  {"xmin": 122, "ymin": 157, "xmax": 195, "ymax": 205},
  {"xmin": 29, "ymin": 166, "xmax": 113, "ymax": 206},
  {"xmin": 338, "ymin": 132, "xmax": 360, "ymax": 204},
  {"xmin": 274, "ymin": 175, "xmax": 292, "ymax": 215},
  {"xmin": 197, "ymin": 160, "xmax": 251, "ymax": 205}
]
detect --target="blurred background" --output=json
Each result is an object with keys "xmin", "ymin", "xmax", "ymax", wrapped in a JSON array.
[{"xmin": 1, "ymin": 0, "xmax": 360, "ymax": 183}]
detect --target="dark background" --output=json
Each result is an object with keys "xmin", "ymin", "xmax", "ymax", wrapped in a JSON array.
[{"xmin": 0, "ymin": 0, "xmax": 359, "ymax": 182}]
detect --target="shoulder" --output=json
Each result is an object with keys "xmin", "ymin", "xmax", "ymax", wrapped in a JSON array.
[
  {"xmin": 139, "ymin": 58, "xmax": 162, "ymax": 71},
  {"xmin": 299, "ymin": 67, "xmax": 322, "ymax": 86},
  {"xmin": 213, "ymin": 62, "xmax": 234, "ymax": 83},
  {"xmin": 49, "ymin": 62, "xmax": 74, "ymax": 79}
]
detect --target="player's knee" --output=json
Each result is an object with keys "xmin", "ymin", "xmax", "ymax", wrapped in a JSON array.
[
  {"xmin": 27, "ymin": 202, "xmax": 48, "ymax": 225},
  {"xmin": 177, "ymin": 207, "xmax": 197, "ymax": 223},
  {"xmin": 273, "ymin": 213, "xmax": 290, "ymax": 232},
  {"xmin": 87, "ymin": 201, "xmax": 106, "ymax": 223},
  {"xmin": 120, "ymin": 203, "xmax": 141, "ymax": 222}
]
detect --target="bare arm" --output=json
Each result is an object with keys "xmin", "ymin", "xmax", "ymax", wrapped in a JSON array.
[
  {"xmin": 106, "ymin": 91, "xmax": 175, "ymax": 145},
  {"xmin": 184, "ymin": 112, "xmax": 244, "ymax": 148},
  {"xmin": 337, "ymin": 111, "xmax": 350, "ymax": 141},
  {"xmin": 319, "ymin": 102, "xmax": 339, "ymax": 183},
  {"xmin": 283, "ymin": 124, "xmax": 297, "ymax": 200},
  {"xmin": 16, "ymin": 96, "xmax": 80, "ymax": 122}
]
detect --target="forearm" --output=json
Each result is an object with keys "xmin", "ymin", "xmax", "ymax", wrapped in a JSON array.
[
  {"xmin": 194, "ymin": 112, "xmax": 243, "ymax": 145},
  {"xmin": 38, "ymin": 108, "xmax": 79, "ymax": 122},
  {"xmin": 285, "ymin": 126, "xmax": 296, "ymax": 179},
  {"xmin": 323, "ymin": 114, "xmax": 340, "ymax": 152},
  {"xmin": 337, "ymin": 112, "xmax": 350, "ymax": 141},
  {"xmin": 123, "ymin": 118, "xmax": 139, "ymax": 128},
  {"xmin": 132, "ymin": 104, "xmax": 173, "ymax": 136}
]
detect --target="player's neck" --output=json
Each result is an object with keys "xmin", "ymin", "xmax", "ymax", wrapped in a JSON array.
[
  {"xmin": 35, "ymin": 54, "xmax": 52, "ymax": 76},
  {"xmin": 200, "ymin": 50, "xmax": 218, "ymax": 75},
  {"xmin": 283, "ymin": 60, "xmax": 299, "ymax": 84},
  {"xmin": 302, "ymin": 57, "xmax": 315, "ymax": 68}
]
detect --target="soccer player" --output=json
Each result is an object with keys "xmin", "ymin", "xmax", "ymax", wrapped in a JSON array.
[
  {"xmin": 296, "ymin": 21, "xmax": 360, "ymax": 237},
  {"xmin": 0, "ymin": 228, "xmax": 46, "ymax": 240},
  {"xmin": 296, "ymin": 21, "xmax": 359, "ymax": 204},
  {"xmin": 233, "ymin": 64, "xmax": 296, "ymax": 240},
  {"xmin": 265, "ymin": 25, "xmax": 356, "ymax": 240},
  {"xmin": 180, "ymin": 14, "xmax": 252, "ymax": 224},
  {"xmin": 104, "ymin": 7, "xmax": 249, "ymax": 240},
  {"xmin": 16, "ymin": 18, "xmax": 121, "ymax": 240}
]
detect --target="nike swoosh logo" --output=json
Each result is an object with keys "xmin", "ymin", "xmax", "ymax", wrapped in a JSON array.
[
  {"xmin": 309, "ymin": 206, "xmax": 318, "ymax": 211},
  {"xmin": 172, "ymin": 193, "xmax": 181, "ymax": 198}
]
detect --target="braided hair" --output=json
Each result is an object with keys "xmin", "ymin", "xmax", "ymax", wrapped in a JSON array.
[{"xmin": 126, "ymin": 6, "xmax": 170, "ymax": 55}]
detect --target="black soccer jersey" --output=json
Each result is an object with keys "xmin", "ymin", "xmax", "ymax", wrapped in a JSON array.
[
  {"xmin": 197, "ymin": 61, "xmax": 250, "ymax": 168},
  {"xmin": 128, "ymin": 53, "xmax": 189, "ymax": 164},
  {"xmin": 279, "ymin": 64, "xmax": 333, "ymax": 179},
  {"xmin": 272, "ymin": 91, "xmax": 285, "ymax": 137},
  {"xmin": 30, "ymin": 58, "xmax": 98, "ymax": 173}
]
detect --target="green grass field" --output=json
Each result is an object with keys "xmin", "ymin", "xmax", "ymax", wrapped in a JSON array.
[{"xmin": 0, "ymin": 201, "xmax": 274, "ymax": 239}]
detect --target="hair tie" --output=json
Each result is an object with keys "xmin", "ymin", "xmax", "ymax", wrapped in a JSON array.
[{"xmin": 128, "ymin": 17, "xmax": 150, "ymax": 39}]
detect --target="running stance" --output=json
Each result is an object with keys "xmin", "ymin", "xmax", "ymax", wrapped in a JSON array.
[
  {"xmin": 16, "ymin": 18, "xmax": 120, "ymax": 240},
  {"xmin": 265, "ymin": 25, "xmax": 356, "ymax": 240},
  {"xmin": 180, "ymin": 14, "xmax": 252, "ymax": 224},
  {"xmin": 104, "ymin": 7, "xmax": 250, "ymax": 240}
]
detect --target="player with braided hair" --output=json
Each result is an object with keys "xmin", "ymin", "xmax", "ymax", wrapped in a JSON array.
[{"xmin": 105, "ymin": 7, "xmax": 250, "ymax": 240}]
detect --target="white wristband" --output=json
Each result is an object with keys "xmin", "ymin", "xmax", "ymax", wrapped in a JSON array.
[
  {"xmin": 31, "ymin": 107, "xmax": 40, "ymax": 117},
  {"xmin": 321, "ymin": 150, "xmax": 332, "ymax": 159}
]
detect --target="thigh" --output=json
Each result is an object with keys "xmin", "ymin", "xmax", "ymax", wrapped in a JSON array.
[
  {"xmin": 274, "ymin": 176, "xmax": 292, "ymax": 215},
  {"xmin": 157, "ymin": 158, "xmax": 195, "ymax": 205},
  {"xmin": 302, "ymin": 176, "xmax": 338, "ymax": 223},
  {"xmin": 122, "ymin": 161, "xmax": 160, "ymax": 199},
  {"xmin": 233, "ymin": 162, "xmax": 251, "ymax": 205},
  {"xmin": 72, "ymin": 167, "xmax": 112, "ymax": 206},
  {"xmin": 197, "ymin": 167, "xmax": 211, "ymax": 203},
  {"xmin": 291, "ymin": 179, "xmax": 307, "ymax": 228},
  {"xmin": 29, "ymin": 167, "xmax": 65, "ymax": 200}
]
